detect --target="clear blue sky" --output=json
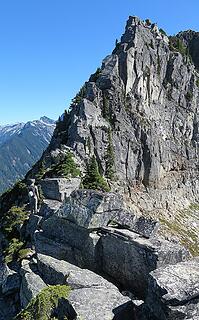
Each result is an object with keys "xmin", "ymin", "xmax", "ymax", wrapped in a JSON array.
[{"xmin": 0, "ymin": 0, "xmax": 199, "ymax": 124}]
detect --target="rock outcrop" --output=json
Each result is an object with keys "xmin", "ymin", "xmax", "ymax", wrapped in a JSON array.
[
  {"xmin": 143, "ymin": 258, "xmax": 199, "ymax": 319},
  {"xmin": 26, "ymin": 15, "xmax": 199, "ymax": 254},
  {"xmin": 35, "ymin": 188, "xmax": 189, "ymax": 298},
  {"xmin": 0, "ymin": 15, "xmax": 199, "ymax": 320}
]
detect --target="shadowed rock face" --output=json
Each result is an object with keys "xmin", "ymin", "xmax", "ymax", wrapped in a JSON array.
[
  {"xmin": 145, "ymin": 258, "xmax": 199, "ymax": 319},
  {"xmin": 178, "ymin": 30, "xmax": 199, "ymax": 71}
]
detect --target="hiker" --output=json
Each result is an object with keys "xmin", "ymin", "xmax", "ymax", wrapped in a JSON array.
[{"xmin": 28, "ymin": 179, "xmax": 40, "ymax": 214}]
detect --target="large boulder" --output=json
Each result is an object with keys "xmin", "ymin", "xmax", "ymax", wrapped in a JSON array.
[
  {"xmin": 57, "ymin": 189, "xmax": 159, "ymax": 238},
  {"xmin": 40, "ymin": 178, "xmax": 81, "ymax": 201},
  {"xmin": 36, "ymin": 253, "xmax": 133, "ymax": 320},
  {"xmin": 39, "ymin": 199, "xmax": 62, "ymax": 218},
  {"xmin": 100, "ymin": 227, "xmax": 189, "ymax": 298},
  {"xmin": 145, "ymin": 257, "xmax": 199, "ymax": 319},
  {"xmin": 2, "ymin": 267, "xmax": 20, "ymax": 295},
  {"xmin": 36, "ymin": 212, "xmax": 189, "ymax": 298},
  {"xmin": 20, "ymin": 260, "xmax": 47, "ymax": 308}
]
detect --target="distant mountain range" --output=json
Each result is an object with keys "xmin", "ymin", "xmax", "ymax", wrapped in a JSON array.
[{"xmin": 0, "ymin": 116, "xmax": 55, "ymax": 194}]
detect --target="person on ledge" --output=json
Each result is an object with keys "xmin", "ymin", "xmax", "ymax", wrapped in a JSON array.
[{"xmin": 28, "ymin": 179, "xmax": 40, "ymax": 214}]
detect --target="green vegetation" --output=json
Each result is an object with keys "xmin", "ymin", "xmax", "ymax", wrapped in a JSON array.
[
  {"xmin": 82, "ymin": 156, "xmax": 110, "ymax": 192},
  {"xmin": 56, "ymin": 110, "xmax": 68, "ymax": 132},
  {"xmin": 145, "ymin": 19, "xmax": 151, "ymax": 26},
  {"xmin": 112, "ymin": 39, "xmax": 121, "ymax": 54},
  {"xmin": 160, "ymin": 206, "xmax": 199, "ymax": 256},
  {"xmin": 169, "ymin": 36, "xmax": 190, "ymax": 58},
  {"xmin": 1, "ymin": 206, "xmax": 29, "ymax": 238},
  {"xmin": 185, "ymin": 91, "xmax": 193, "ymax": 102},
  {"xmin": 17, "ymin": 248, "xmax": 32, "ymax": 261},
  {"xmin": 35, "ymin": 161, "xmax": 46, "ymax": 181},
  {"xmin": 102, "ymin": 91, "xmax": 114, "ymax": 125},
  {"xmin": 105, "ymin": 129, "xmax": 115, "ymax": 180},
  {"xmin": 46, "ymin": 152, "xmax": 80, "ymax": 179},
  {"xmin": 189, "ymin": 203, "xmax": 199, "ymax": 211},
  {"xmin": 4, "ymin": 238, "xmax": 24, "ymax": 264},
  {"xmin": 15, "ymin": 285, "xmax": 71, "ymax": 320},
  {"xmin": 71, "ymin": 85, "xmax": 86, "ymax": 106},
  {"xmin": 54, "ymin": 110, "xmax": 70, "ymax": 144},
  {"xmin": 0, "ymin": 180, "xmax": 28, "ymax": 215},
  {"xmin": 196, "ymin": 78, "xmax": 199, "ymax": 88},
  {"xmin": 159, "ymin": 28, "xmax": 167, "ymax": 36},
  {"xmin": 0, "ymin": 205, "xmax": 30, "ymax": 264}
]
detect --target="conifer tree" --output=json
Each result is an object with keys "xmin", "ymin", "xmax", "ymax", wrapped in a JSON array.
[{"xmin": 82, "ymin": 156, "xmax": 110, "ymax": 192}]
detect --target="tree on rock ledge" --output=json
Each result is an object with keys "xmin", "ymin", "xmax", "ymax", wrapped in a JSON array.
[{"xmin": 82, "ymin": 156, "xmax": 110, "ymax": 192}]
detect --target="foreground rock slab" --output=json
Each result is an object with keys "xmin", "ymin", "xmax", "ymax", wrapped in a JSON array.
[
  {"xmin": 20, "ymin": 260, "xmax": 47, "ymax": 308},
  {"xmin": 37, "ymin": 253, "xmax": 133, "ymax": 319},
  {"xmin": 145, "ymin": 257, "xmax": 199, "ymax": 319}
]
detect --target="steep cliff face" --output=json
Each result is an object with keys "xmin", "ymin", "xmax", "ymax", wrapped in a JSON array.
[{"xmin": 30, "ymin": 16, "xmax": 199, "ymax": 252}]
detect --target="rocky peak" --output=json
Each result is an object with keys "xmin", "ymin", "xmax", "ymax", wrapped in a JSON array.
[
  {"xmin": 30, "ymin": 15, "xmax": 199, "ymax": 256},
  {"xmin": 177, "ymin": 30, "xmax": 199, "ymax": 71},
  {"xmin": 120, "ymin": 16, "xmax": 168, "ymax": 46},
  {"xmin": 1, "ymin": 15, "xmax": 199, "ymax": 320}
]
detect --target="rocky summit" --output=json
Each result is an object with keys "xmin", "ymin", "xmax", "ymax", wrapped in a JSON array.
[{"xmin": 0, "ymin": 16, "xmax": 199, "ymax": 320}]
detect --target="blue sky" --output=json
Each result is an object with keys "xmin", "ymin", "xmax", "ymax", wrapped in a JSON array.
[{"xmin": 0, "ymin": 0, "xmax": 199, "ymax": 124}]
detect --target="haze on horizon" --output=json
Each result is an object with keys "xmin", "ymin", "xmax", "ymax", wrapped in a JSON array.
[{"xmin": 0, "ymin": 0, "xmax": 199, "ymax": 125}]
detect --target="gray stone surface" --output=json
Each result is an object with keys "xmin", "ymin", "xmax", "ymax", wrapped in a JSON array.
[
  {"xmin": 100, "ymin": 227, "xmax": 189, "ymax": 298},
  {"xmin": 0, "ymin": 257, "xmax": 8, "ymax": 287},
  {"xmin": 25, "ymin": 214, "xmax": 42, "ymax": 239},
  {"xmin": 36, "ymin": 253, "xmax": 132, "ymax": 320},
  {"xmin": 37, "ymin": 209, "xmax": 189, "ymax": 298},
  {"xmin": 1, "ymin": 15, "xmax": 199, "ymax": 320},
  {"xmin": 145, "ymin": 258, "xmax": 199, "ymax": 319},
  {"xmin": 35, "ymin": 227, "xmax": 101, "ymax": 271},
  {"xmin": 37, "ymin": 253, "xmax": 115, "ymax": 289},
  {"xmin": 20, "ymin": 260, "xmax": 47, "ymax": 308},
  {"xmin": 68, "ymin": 287, "xmax": 132, "ymax": 320},
  {"xmin": 57, "ymin": 189, "xmax": 159, "ymax": 238},
  {"xmin": 40, "ymin": 178, "xmax": 81, "ymax": 201},
  {"xmin": 1, "ymin": 268, "xmax": 20, "ymax": 295},
  {"xmin": 39, "ymin": 199, "xmax": 62, "ymax": 218},
  {"xmin": 34, "ymin": 15, "xmax": 199, "ymax": 250},
  {"xmin": 34, "ymin": 231, "xmax": 76, "ymax": 263}
]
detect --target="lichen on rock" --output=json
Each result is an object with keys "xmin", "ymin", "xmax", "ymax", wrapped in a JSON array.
[{"xmin": 15, "ymin": 285, "xmax": 71, "ymax": 320}]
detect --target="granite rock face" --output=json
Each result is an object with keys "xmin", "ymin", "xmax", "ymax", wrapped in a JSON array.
[
  {"xmin": 58, "ymin": 189, "xmax": 159, "ymax": 237},
  {"xmin": 144, "ymin": 258, "xmax": 199, "ymax": 319},
  {"xmin": 27, "ymin": 15, "xmax": 199, "ymax": 252},
  {"xmin": 39, "ymin": 199, "xmax": 62, "ymax": 218},
  {"xmin": 36, "ymin": 254, "xmax": 133, "ymax": 320},
  {"xmin": 1, "ymin": 15, "xmax": 199, "ymax": 320},
  {"xmin": 2, "ymin": 268, "xmax": 20, "ymax": 295},
  {"xmin": 35, "ymin": 189, "xmax": 189, "ymax": 298},
  {"xmin": 19, "ymin": 260, "xmax": 47, "ymax": 308},
  {"xmin": 40, "ymin": 178, "xmax": 81, "ymax": 201},
  {"xmin": 178, "ymin": 30, "xmax": 199, "ymax": 71}
]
